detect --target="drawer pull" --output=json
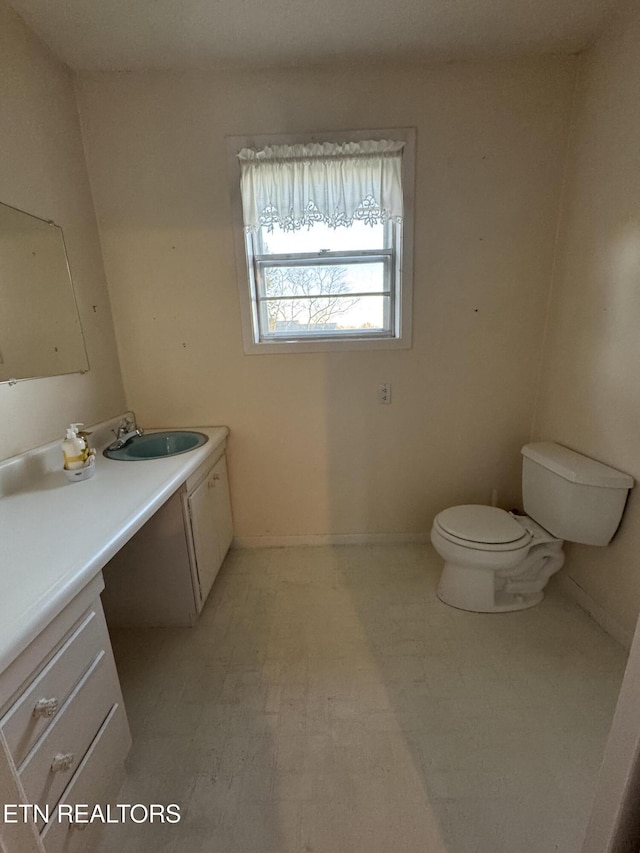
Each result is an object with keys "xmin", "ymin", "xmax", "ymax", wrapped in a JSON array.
[
  {"xmin": 33, "ymin": 698, "xmax": 59, "ymax": 718},
  {"xmin": 51, "ymin": 752, "xmax": 75, "ymax": 773}
]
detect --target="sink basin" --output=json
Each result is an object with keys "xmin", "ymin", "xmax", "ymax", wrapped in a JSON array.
[{"xmin": 104, "ymin": 430, "xmax": 209, "ymax": 461}]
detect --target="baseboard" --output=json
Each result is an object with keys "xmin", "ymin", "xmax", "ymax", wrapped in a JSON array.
[
  {"xmin": 558, "ymin": 573, "xmax": 633, "ymax": 649},
  {"xmin": 231, "ymin": 532, "xmax": 429, "ymax": 549}
]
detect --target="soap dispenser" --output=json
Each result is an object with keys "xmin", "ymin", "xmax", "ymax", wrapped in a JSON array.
[{"xmin": 62, "ymin": 423, "xmax": 88, "ymax": 470}]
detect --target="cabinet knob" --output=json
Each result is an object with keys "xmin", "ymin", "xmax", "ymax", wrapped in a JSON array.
[
  {"xmin": 33, "ymin": 698, "xmax": 59, "ymax": 718},
  {"xmin": 208, "ymin": 474, "xmax": 220, "ymax": 487},
  {"xmin": 51, "ymin": 752, "xmax": 75, "ymax": 773}
]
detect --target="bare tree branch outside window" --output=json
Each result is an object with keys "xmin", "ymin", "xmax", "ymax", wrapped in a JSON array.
[{"xmin": 264, "ymin": 266, "xmax": 361, "ymax": 333}]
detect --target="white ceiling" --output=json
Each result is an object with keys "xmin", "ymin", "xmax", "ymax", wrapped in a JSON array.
[{"xmin": 9, "ymin": 0, "xmax": 618, "ymax": 72}]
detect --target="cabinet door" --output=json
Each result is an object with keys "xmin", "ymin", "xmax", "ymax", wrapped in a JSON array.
[
  {"xmin": 187, "ymin": 455, "xmax": 233, "ymax": 606},
  {"xmin": 210, "ymin": 455, "xmax": 233, "ymax": 563}
]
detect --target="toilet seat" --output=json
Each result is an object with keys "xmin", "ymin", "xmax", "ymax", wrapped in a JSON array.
[{"xmin": 434, "ymin": 505, "xmax": 532, "ymax": 552}]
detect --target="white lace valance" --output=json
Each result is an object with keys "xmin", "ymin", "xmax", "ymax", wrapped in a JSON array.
[{"xmin": 237, "ymin": 139, "xmax": 405, "ymax": 232}]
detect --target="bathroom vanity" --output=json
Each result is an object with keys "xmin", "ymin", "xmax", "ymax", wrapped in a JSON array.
[
  {"xmin": 0, "ymin": 579, "xmax": 128, "ymax": 853},
  {"xmin": 101, "ymin": 443, "xmax": 233, "ymax": 626},
  {"xmin": 0, "ymin": 416, "xmax": 232, "ymax": 853}
]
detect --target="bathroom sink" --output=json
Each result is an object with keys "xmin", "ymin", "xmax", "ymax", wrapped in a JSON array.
[{"xmin": 104, "ymin": 431, "xmax": 209, "ymax": 461}]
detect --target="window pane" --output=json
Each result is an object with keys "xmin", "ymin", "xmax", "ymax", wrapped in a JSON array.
[
  {"xmin": 261, "ymin": 295, "xmax": 390, "ymax": 337},
  {"xmin": 259, "ymin": 220, "xmax": 386, "ymax": 254},
  {"xmin": 263, "ymin": 263, "xmax": 387, "ymax": 298}
]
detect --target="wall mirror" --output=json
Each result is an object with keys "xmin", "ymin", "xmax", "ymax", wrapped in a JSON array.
[{"xmin": 0, "ymin": 201, "xmax": 89, "ymax": 383}]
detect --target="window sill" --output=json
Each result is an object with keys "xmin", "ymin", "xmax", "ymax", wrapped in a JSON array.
[{"xmin": 241, "ymin": 334, "xmax": 412, "ymax": 355}]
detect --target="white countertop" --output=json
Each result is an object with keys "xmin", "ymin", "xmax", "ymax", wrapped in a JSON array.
[{"xmin": 0, "ymin": 418, "xmax": 229, "ymax": 673}]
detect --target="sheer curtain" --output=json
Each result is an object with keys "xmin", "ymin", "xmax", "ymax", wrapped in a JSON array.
[{"xmin": 237, "ymin": 139, "xmax": 405, "ymax": 232}]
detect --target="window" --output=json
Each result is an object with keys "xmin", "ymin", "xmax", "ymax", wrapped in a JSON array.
[{"xmin": 228, "ymin": 130, "xmax": 415, "ymax": 354}]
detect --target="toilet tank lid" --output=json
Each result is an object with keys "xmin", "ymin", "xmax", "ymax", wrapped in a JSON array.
[{"xmin": 521, "ymin": 442, "xmax": 634, "ymax": 489}]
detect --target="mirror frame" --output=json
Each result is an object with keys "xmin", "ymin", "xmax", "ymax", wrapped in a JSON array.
[{"xmin": 0, "ymin": 201, "xmax": 89, "ymax": 385}]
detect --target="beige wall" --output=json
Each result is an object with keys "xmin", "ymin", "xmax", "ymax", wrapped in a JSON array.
[
  {"xmin": 533, "ymin": 1, "xmax": 640, "ymax": 642},
  {"xmin": 0, "ymin": 1, "xmax": 124, "ymax": 461},
  {"xmin": 75, "ymin": 59, "xmax": 575, "ymax": 541}
]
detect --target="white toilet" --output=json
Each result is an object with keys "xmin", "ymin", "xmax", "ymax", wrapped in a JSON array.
[{"xmin": 431, "ymin": 442, "xmax": 634, "ymax": 613}]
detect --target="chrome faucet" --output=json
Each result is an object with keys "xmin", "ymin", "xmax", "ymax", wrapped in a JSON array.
[{"xmin": 108, "ymin": 417, "xmax": 144, "ymax": 450}]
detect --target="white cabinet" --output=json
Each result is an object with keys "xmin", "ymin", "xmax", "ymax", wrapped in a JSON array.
[
  {"xmin": 0, "ymin": 577, "xmax": 131, "ymax": 853},
  {"xmin": 101, "ymin": 445, "xmax": 233, "ymax": 626},
  {"xmin": 184, "ymin": 453, "xmax": 234, "ymax": 608}
]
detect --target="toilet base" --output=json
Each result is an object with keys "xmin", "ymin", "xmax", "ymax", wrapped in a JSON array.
[{"xmin": 437, "ymin": 562, "xmax": 544, "ymax": 613}]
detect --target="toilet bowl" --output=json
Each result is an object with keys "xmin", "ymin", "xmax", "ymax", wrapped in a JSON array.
[
  {"xmin": 431, "ymin": 506, "xmax": 564, "ymax": 612},
  {"xmin": 430, "ymin": 442, "xmax": 634, "ymax": 614}
]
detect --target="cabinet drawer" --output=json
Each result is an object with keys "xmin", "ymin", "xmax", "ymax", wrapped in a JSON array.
[
  {"xmin": 1, "ymin": 610, "xmax": 102, "ymax": 767},
  {"xmin": 41, "ymin": 703, "xmax": 130, "ymax": 853},
  {"xmin": 19, "ymin": 650, "xmax": 120, "ymax": 819}
]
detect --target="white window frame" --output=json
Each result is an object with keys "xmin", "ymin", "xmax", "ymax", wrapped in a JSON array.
[{"xmin": 227, "ymin": 128, "xmax": 415, "ymax": 355}]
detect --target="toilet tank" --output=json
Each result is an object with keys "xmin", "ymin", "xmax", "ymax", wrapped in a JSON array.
[{"xmin": 521, "ymin": 442, "xmax": 634, "ymax": 546}]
